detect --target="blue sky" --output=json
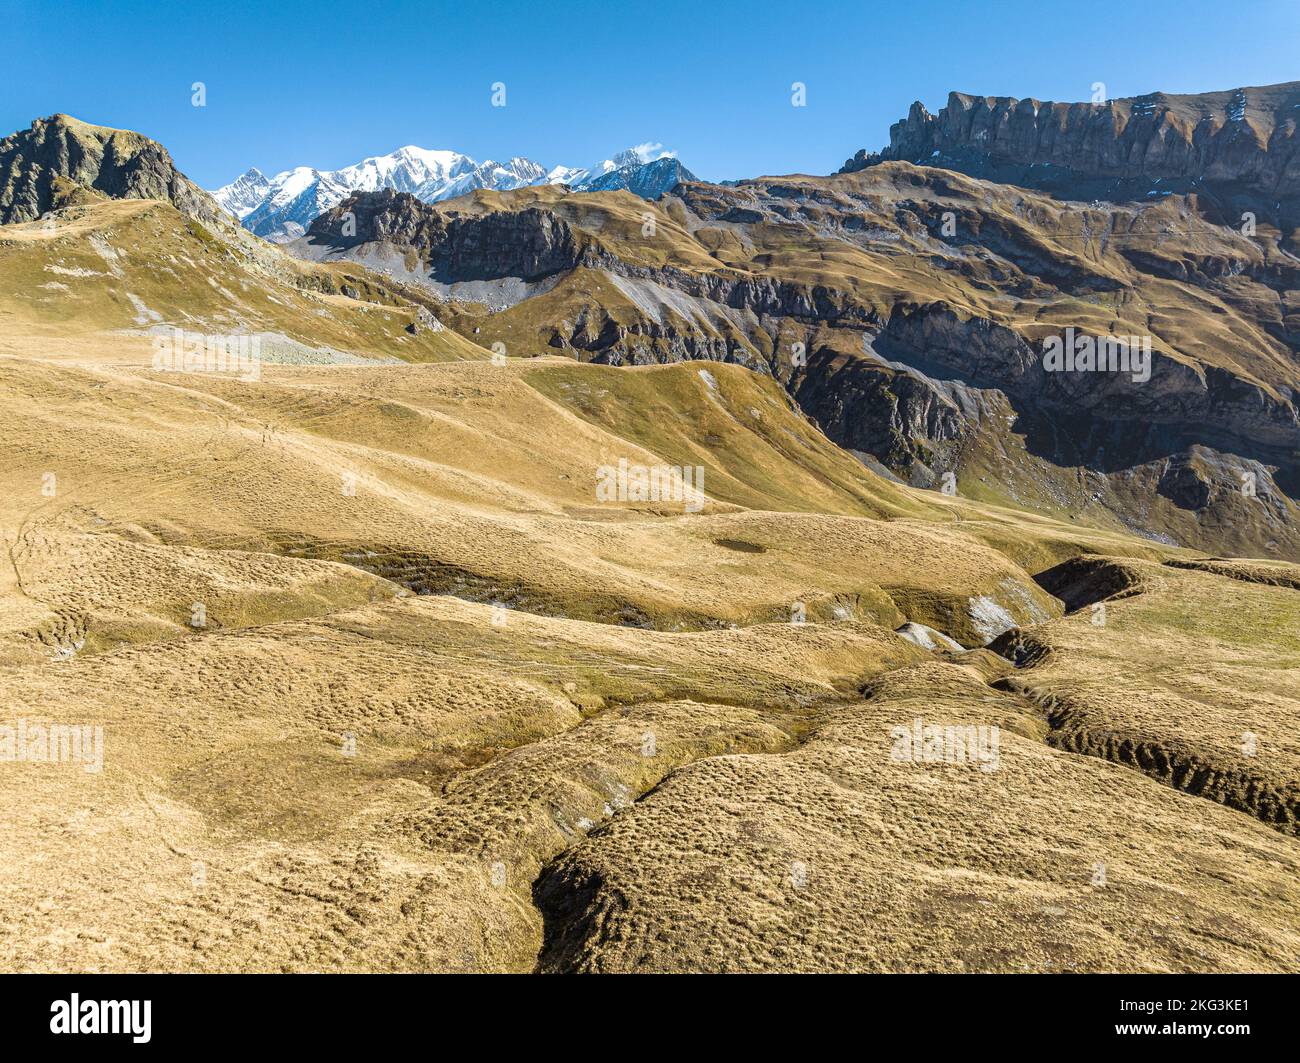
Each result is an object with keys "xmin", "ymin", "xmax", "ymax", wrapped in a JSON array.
[{"xmin": 4, "ymin": 0, "xmax": 1298, "ymax": 189}]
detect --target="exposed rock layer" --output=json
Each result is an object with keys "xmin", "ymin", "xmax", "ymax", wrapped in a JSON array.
[
  {"xmin": 296, "ymin": 160, "xmax": 1300, "ymax": 559},
  {"xmin": 0, "ymin": 114, "xmax": 223, "ymax": 226},
  {"xmin": 841, "ymin": 83, "xmax": 1300, "ymax": 222}
]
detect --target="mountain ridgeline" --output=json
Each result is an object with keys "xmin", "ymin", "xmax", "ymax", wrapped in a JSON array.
[
  {"xmin": 294, "ymin": 80, "xmax": 1300, "ymax": 561},
  {"xmin": 212, "ymin": 143, "xmax": 697, "ymax": 242},
  {"xmin": 4, "ymin": 85, "xmax": 1299, "ymax": 562},
  {"xmin": 840, "ymin": 82, "xmax": 1300, "ymax": 228}
]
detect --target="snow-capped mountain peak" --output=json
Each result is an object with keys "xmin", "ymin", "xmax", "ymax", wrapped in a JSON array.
[
  {"xmin": 211, "ymin": 167, "xmax": 271, "ymax": 220},
  {"xmin": 333, "ymin": 146, "xmax": 476, "ymax": 195},
  {"xmin": 611, "ymin": 142, "xmax": 675, "ymax": 169},
  {"xmin": 544, "ymin": 164, "xmax": 587, "ymax": 185},
  {"xmin": 553, "ymin": 143, "xmax": 677, "ymax": 189},
  {"xmin": 212, "ymin": 141, "xmax": 691, "ymax": 241}
]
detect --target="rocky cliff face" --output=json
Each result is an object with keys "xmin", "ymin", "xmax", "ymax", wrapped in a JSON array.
[
  {"xmin": 842, "ymin": 83, "xmax": 1300, "ymax": 222},
  {"xmin": 351, "ymin": 171, "xmax": 1297, "ymax": 553},
  {"xmin": 291, "ymin": 111, "xmax": 1300, "ymax": 560},
  {"xmin": 305, "ymin": 187, "xmax": 600, "ymax": 281},
  {"xmin": 0, "ymin": 114, "xmax": 223, "ymax": 226}
]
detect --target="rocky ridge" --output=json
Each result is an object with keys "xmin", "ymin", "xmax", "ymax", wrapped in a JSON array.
[
  {"xmin": 294, "ymin": 142, "xmax": 1300, "ymax": 558},
  {"xmin": 840, "ymin": 82, "xmax": 1300, "ymax": 228},
  {"xmin": 0, "ymin": 114, "xmax": 223, "ymax": 227}
]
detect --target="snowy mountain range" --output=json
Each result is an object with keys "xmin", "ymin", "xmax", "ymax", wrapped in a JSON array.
[{"xmin": 212, "ymin": 143, "xmax": 696, "ymax": 241}]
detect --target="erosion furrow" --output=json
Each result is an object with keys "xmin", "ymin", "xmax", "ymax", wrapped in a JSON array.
[{"xmin": 994, "ymin": 674, "xmax": 1300, "ymax": 835}]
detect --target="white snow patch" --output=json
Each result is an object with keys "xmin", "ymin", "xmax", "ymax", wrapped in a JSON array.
[
  {"xmin": 88, "ymin": 235, "xmax": 124, "ymax": 277},
  {"xmin": 896, "ymin": 622, "xmax": 964, "ymax": 653},
  {"xmin": 967, "ymin": 596, "xmax": 1017, "ymax": 644},
  {"xmin": 52, "ymin": 638, "xmax": 85, "ymax": 662},
  {"xmin": 44, "ymin": 264, "xmax": 104, "ymax": 278},
  {"xmin": 126, "ymin": 293, "xmax": 163, "ymax": 325}
]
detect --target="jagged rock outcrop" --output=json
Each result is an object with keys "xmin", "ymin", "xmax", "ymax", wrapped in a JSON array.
[
  {"xmin": 305, "ymin": 188, "xmax": 594, "ymax": 280},
  {"xmin": 0, "ymin": 114, "xmax": 223, "ymax": 226},
  {"xmin": 841, "ymin": 83, "xmax": 1300, "ymax": 221}
]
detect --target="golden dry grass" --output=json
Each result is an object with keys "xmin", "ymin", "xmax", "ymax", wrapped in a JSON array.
[
  {"xmin": 535, "ymin": 659, "xmax": 1300, "ymax": 973},
  {"xmin": 1, "ymin": 198, "xmax": 1297, "ymax": 973},
  {"xmin": 997, "ymin": 556, "xmax": 1300, "ymax": 832}
]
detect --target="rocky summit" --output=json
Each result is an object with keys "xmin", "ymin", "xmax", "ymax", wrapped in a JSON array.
[{"xmin": 0, "ymin": 114, "xmax": 224, "ymax": 227}]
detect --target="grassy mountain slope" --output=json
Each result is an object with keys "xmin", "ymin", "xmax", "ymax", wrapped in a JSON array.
[
  {"xmin": 1, "ymin": 121, "xmax": 1298, "ymax": 974},
  {"xmin": 297, "ymin": 165, "xmax": 1300, "ymax": 560}
]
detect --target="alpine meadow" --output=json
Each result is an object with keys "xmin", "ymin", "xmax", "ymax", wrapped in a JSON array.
[{"xmin": 0, "ymin": 0, "xmax": 1297, "ymax": 1039}]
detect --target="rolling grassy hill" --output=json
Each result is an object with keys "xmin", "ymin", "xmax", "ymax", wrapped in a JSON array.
[
  {"xmin": 0, "ymin": 115, "xmax": 1297, "ymax": 974},
  {"xmin": 297, "ymin": 158, "xmax": 1300, "ymax": 560}
]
